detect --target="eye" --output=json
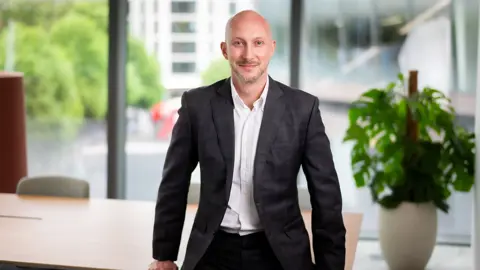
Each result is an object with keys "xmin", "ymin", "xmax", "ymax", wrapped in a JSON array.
[
  {"xmin": 255, "ymin": 40, "xmax": 264, "ymax": 46},
  {"xmin": 232, "ymin": 41, "xmax": 242, "ymax": 46}
]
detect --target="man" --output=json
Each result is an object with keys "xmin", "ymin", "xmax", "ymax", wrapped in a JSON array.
[{"xmin": 150, "ymin": 10, "xmax": 345, "ymax": 270}]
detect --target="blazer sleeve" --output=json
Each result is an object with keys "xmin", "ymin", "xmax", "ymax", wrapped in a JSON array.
[
  {"xmin": 152, "ymin": 91, "xmax": 198, "ymax": 261},
  {"xmin": 301, "ymin": 97, "xmax": 346, "ymax": 270}
]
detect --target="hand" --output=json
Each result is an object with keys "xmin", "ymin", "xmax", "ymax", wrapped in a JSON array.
[{"xmin": 148, "ymin": 260, "xmax": 178, "ymax": 270}]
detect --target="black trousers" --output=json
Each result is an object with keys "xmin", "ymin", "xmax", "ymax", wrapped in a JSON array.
[{"xmin": 194, "ymin": 230, "xmax": 283, "ymax": 270}]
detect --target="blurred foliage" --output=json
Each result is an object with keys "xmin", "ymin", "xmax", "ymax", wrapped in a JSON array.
[
  {"xmin": 0, "ymin": 0, "xmax": 164, "ymax": 138},
  {"xmin": 343, "ymin": 74, "xmax": 475, "ymax": 213},
  {"xmin": 201, "ymin": 58, "xmax": 231, "ymax": 85}
]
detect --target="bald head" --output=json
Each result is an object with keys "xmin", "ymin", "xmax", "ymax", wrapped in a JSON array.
[
  {"xmin": 225, "ymin": 10, "xmax": 272, "ymax": 42},
  {"xmin": 220, "ymin": 10, "xmax": 275, "ymax": 86}
]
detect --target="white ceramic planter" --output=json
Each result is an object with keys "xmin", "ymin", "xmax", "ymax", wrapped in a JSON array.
[{"xmin": 379, "ymin": 202, "xmax": 437, "ymax": 270}]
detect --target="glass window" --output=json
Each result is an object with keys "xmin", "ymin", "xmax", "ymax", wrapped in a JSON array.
[
  {"xmin": 171, "ymin": 1, "xmax": 196, "ymax": 13},
  {"xmin": 0, "ymin": 0, "xmax": 109, "ymax": 198},
  {"xmin": 172, "ymin": 62, "xmax": 196, "ymax": 73},
  {"xmin": 125, "ymin": 0, "xmax": 291, "ymax": 201},
  {"xmin": 154, "ymin": 41, "xmax": 159, "ymax": 56},
  {"xmin": 208, "ymin": 0, "xmax": 213, "ymax": 14},
  {"xmin": 301, "ymin": 0, "xmax": 453, "ymax": 99},
  {"xmin": 302, "ymin": 0, "xmax": 476, "ymax": 248},
  {"xmin": 252, "ymin": 0, "xmax": 291, "ymax": 84},
  {"xmin": 452, "ymin": 0, "xmax": 479, "ymax": 93},
  {"xmin": 229, "ymin": 2, "xmax": 237, "ymax": 15},
  {"xmin": 171, "ymin": 22, "xmax": 196, "ymax": 33},
  {"xmin": 154, "ymin": 21, "xmax": 159, "ymax": 34},
  {"xmin": 172, "ymin": 42, "xmax": 196, "ymax": 53}
]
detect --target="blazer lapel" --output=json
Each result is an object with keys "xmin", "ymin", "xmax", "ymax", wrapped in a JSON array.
[
  {"xmin": 254, "ymin": 77, "xmax": 286, "ymax": 187},
  {"xmin": 210, "ymin": 77, "xmax": 286, "ymax": 201},
  {"xmin": 211, "ymin": 78, "xmax": 235, "ymax": 201}
]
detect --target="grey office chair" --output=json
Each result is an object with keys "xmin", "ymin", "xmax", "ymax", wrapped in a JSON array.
[{"xmin": 16, "ymin": 175, "xmax": 90, "ymax": 198}]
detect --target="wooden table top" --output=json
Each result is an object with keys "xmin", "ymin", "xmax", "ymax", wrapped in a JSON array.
[
  {"xmin": 0, "ymin": 193, "xmax": 362, "ymax": 270},
  {"xmin": 0, "ymin": 193, "xmax": 163, "ymax": 270}
]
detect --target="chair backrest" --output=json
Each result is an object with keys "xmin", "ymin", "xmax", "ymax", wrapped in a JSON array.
[
  {"xmin": 302, "ymin": 211, "xmax": 363, "ymax": 270},
  {"xmin": 16, "ymin": 175, "xmax": 90, "ymax": 198}
]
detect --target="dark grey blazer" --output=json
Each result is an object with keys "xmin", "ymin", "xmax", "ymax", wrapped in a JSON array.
[{"xmin": 152, "ymin": 77, "xmax": 346, "ymax": 270}]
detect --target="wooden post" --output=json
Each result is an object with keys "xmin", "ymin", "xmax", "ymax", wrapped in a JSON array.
[
  {"xmin": 407, "ymin": 70, "xmax": 419, "ymax": 142},
  {"xmin": 0, "ymin": 72, "xmax": 28, "ymax": 193}
]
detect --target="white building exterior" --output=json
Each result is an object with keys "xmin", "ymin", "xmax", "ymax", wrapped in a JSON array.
[{"xmin": 128, "ymin": 0, "xmax": 255, "ymax": 92}]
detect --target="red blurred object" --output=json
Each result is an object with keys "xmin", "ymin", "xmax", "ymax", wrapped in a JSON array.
[
  {"xmin": 157, "ymin": 110, "xmax": 178, "ymax": 139},
  {"xmin": 150, "ymin": 102, "xmax": 163, "ymax": 122},
  {"xmin": 150, "ymin": 97, "xmax": 182, "ymax": 140}
]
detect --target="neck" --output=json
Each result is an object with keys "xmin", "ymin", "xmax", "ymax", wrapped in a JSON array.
[{"xmin": 232, "ymin": 74, "xmax": 268, "ymax": 107}]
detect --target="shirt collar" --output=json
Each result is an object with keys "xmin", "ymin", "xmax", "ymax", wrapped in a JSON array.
[{"xmin": 230, "ymin": 77, "xmax": 269, "ymax": 111}]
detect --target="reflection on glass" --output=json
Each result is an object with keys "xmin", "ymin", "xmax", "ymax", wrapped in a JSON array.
[
  {"xmin": 302, "ymin": 0, "xmax": 451, "ymax": 96},
  {"xmin": 300, "ymin": 0, "xmax": 453, "ymax": 192}
]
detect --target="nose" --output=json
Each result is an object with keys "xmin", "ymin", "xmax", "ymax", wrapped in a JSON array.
[{"xmin": 241, "ymin": 44, "xmax": 254, "ymax": 60}]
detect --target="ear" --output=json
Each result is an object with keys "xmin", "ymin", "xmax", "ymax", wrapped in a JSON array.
[{"xmin": 220, "ymin": 42, "xmax": 228, "ymax": 60}]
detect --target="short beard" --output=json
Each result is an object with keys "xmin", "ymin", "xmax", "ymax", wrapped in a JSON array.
[{"xmin": 232, "ymin": 66, "xmax": 266, "ymax": 85}]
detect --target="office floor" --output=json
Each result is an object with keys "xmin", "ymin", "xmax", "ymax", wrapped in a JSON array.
[{"xmin": 354, "ymin": 240, "xmax": 472, "ymax": 270}]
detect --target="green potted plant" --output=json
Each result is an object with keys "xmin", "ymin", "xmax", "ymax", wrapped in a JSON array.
[{"xmin": 343, "ymin": 70, "xmax": 475, "ymax": 270}]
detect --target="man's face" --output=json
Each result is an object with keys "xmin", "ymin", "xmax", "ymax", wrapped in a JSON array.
[{"xmin": 221, "ymin": 17, "xmax": 275, "ymax": 84}]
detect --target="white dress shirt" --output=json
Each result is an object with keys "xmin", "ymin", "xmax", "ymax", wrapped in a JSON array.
[{"xmin": 219, "ymin": 78, "xmax": 269, "ymax": 235}]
